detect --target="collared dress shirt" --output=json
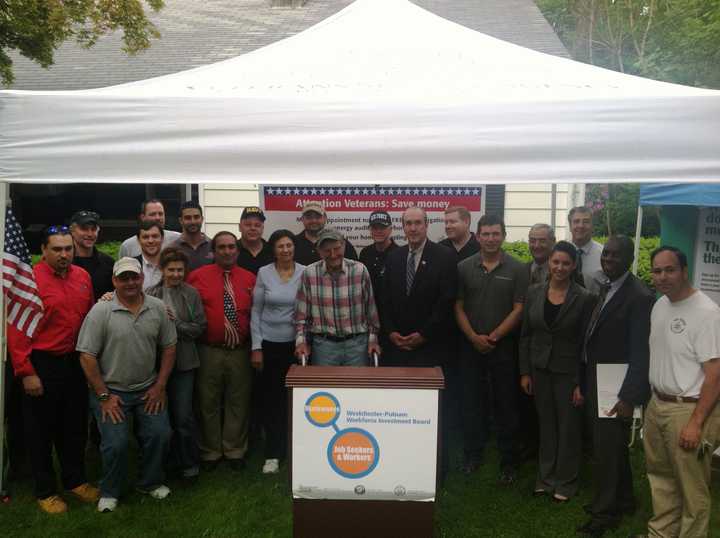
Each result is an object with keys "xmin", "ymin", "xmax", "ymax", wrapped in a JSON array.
[
  {"xmin": 8, "ymin": 262, "xmax": 94, "ymax": 377},
  {"xmin": 187, "ymin": 264, "xmax": 256, "ymax": 346},
  {"xmin": 295, "ymin": 258, "xmax": 379, "ymax": 346}
]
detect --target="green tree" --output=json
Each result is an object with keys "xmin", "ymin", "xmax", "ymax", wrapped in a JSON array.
[
  {"xmin": 0, "ymin": 0, "xmax": 164, "ymax": 86},
  {"xmin": 585, "ymin": 183, "xmax": 660, "ymax": 237},
  {"xmin": 537, "ymin": 0, "xmax": 720, "ymax": 89}
]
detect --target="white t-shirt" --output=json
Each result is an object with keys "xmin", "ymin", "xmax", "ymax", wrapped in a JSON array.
[
  {"xmin": 649, "ymin": 290, "xmax": 720, "ymax": 397},
  {"xmin": 118, "ymin": 230, "xmax": 181, "ymax": 259}
]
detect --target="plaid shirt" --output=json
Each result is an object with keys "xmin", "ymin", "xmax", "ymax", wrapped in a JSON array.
[{"xmin": 295, "ymin": 258, "xmax": 380, "ymax": 346}]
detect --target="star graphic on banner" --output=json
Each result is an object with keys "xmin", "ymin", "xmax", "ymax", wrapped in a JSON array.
[{"xmin": 310, "ymin": 188, "xmax": 317, "ymax": 195}]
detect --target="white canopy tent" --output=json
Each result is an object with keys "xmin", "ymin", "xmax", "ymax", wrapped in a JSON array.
[
  {"xmin": 2, "ymin": 0, "xmax": 720, "ymax": 495},
  {"xmin": 1, "ymin": 0, "xmax": 719, "ymax": 185}
]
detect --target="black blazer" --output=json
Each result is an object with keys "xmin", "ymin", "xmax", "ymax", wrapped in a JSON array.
[
  {"xmin": 584, "ymin": 273, "xmax": 654, "ymax": 406},
  {"xmin": 519, "ymin": 281, "xmax": 596, "ymax": 379},
  {"xmin": 381, "ymin": 240, "xmax": 457, "ymax": 344}
]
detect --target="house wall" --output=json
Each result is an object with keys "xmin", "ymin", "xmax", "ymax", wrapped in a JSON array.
[{"xmin": 200, "ymin": 183, "xmax": 587, "ymax": 242}]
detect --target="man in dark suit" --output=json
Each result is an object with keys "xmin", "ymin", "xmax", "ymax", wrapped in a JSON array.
[
  {"xmin": 381, "ymin": 207, "xmax": 457, "ymax": 368},
  {"xmin": 577, "ymin": 235, "xmax": 654, "ymax": 538}
]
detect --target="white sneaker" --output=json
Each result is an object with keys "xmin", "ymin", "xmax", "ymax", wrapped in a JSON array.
[
  {"xmin": 140, "ymin": 485, "xmax": 170, "ymax": 499},
  {"xmin": 262, "ymin": 458, "xmax": 280, "ymax": 474},
  {"xmin": 97, "ymin": 497, "xmax": 118, "ymax": 513}
]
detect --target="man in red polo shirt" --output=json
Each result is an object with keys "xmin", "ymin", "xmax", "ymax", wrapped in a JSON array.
[
  {"xmin": 187, "ymin": 231, "xmax": 256, "ymax": 471},
  {"xmin": 8, "ymin": 226, "xmax": 99, "ymax": 513}
]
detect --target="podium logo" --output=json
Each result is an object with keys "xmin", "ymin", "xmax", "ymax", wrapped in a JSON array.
[
  {"xmin": 304, "ymin": 391, "xmax": 380, "ymax": 479},
  {"xmin": 304, "ymin": 392, "xmax": 341, "ymax": 427},
  {"xmin": 328, "ymin": 428, "xmax": 380, "ymax": 479}
]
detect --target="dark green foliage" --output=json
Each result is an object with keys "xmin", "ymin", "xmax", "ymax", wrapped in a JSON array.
[
  {"xmin": 536, "ymin": 0, "xmax": 720, "ymax": 89},
  {"xmin": 503, "ymin": 235, "xmax": 660, "ymax": 289},
  {"xmin": 1, "ymin": 0, "xmax": 164, "ymax": 86}
]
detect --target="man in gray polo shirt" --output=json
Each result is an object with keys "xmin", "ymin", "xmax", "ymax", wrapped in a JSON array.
[
  {"xmin": 455, "ymin": 214, "xmax": 528, "ymax": 484},
  {"xmin": 77, "ymin": 257, "xmax": 177, "ymax": 513}
]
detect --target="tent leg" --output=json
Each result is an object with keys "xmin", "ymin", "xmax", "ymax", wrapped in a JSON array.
[
  {"xmin": 632, "ymin": 205, "xmax": 643, "ymax": 275},
  {"xmin": 0, "ymin": 181, "xmax": 8, "ymax": 498}
]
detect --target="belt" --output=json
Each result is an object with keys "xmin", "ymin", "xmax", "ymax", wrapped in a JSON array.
[
  {"xmin": 315, "ymin": 333, "xmax": 361, "ymax": 342},
  {"xmin": 654, "ymin": 390, "xmax": 699, "ymax": 404}
]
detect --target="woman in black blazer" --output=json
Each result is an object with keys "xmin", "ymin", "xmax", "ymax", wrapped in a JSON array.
[{"xmin": 519, "ymin": 241, "xmax": 596, "ymax": 502}]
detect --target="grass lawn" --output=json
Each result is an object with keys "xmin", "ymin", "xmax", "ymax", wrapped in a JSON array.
[{"xmin": 2, "ymin": 431, "xmax": 718, "ymax": 538}]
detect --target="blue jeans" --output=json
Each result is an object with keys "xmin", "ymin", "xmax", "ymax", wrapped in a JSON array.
[
  {"xmin": 311, "ymin": 334, "xmax": 370, "ymax": 366},
  {"xmin": 89, "ymin": 388, "xmax": 172, "ymax": 498},
  {"xmin": 167, "ymin": 369, "xmax": 199, "ymax": 475}
]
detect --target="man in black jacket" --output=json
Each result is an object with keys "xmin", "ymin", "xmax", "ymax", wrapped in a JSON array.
[
  {"xmin": 381, "ymin": 207, "xmax": 457, "ymax": 368},
  {"xmin": 577, "ymin": 235, "xmax": 654, "ymax": 538}
]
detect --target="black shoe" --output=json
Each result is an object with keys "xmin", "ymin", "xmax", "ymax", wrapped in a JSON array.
[
  {"xmin": 533, "ymin": 489, "xmax": 550, "ymax": 498},
  {"xmin": 200, "ymin": 459, "xmax": 221, "ymax": 472},
  {"xmin": 227, "ymin": 458, "xmax": 246, "ymax": 472},
  {"xmin": 576, "ymin": 519, "xmax": 617, "ymax": 538},
  {"xmin": 498, "ymin": 468, "xmax": 517, "ymax": 486}
]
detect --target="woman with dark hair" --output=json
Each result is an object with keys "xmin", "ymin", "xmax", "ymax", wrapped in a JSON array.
[
  {"xmin": 250, "ymin": 229, "xmax": 305, "ymax": 474},
  {"xmin": 519, "ymin": 240, "xmax": 597, "ymax": 502},
  {"xmin": 146, "ymin": 247, "xmax": 207, "ymax": 481}
]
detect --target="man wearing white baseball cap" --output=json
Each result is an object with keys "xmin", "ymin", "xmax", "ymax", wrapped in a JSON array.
[{"xmin": 77, "ymin": 257, "xmax": 177, "ymax": 513}]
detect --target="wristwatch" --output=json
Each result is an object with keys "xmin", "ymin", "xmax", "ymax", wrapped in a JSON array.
[{"xmin": 98, "ymin": 392, "xmax": 110, "ymax": 402}]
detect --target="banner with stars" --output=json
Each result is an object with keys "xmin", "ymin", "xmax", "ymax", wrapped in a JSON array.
[{"xmin": 261, "ymin": 185, "xmax": 484, "ymax": 249}]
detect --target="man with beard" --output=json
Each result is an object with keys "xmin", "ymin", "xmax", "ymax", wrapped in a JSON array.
[
  {"xmin": 187, "ymin": 232, "xmax": 256, "ymax": 472},
  {"xmin": 293, "ymin": 201, "xmax": 357, "ymax": 266},
  {"xmin": 172, "ymin": 201, "xmax": 213, "ymax": 272},
  {"xmin": 8, "ymin": 226, "xmax": 98, "ymax": 513}
]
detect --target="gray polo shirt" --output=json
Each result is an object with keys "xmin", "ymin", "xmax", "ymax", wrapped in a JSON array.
[
  {"xmin": 457, "ymin": 251, "xmax": 528, "ymax": 338},
  {"xmin": 77, "ymin": 294, "xmax": 177, "ymax": 392}
]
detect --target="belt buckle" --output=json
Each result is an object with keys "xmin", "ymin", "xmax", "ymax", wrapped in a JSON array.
[{"xmin": 675, "ymin": 395, "xmax": 684, "ymax": 403}]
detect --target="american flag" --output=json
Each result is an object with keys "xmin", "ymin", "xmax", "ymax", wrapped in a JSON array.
[{"xmin": 2, "ymin": 208, "xmax": 43, "ymax": 337}]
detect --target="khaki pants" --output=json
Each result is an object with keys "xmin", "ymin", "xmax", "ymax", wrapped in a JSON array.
[
  {"xmin": 195, "ymin": 345, "xmax": 252, "ymax": 461},
  {"xmin": 643, "ymin": 395, "xmax": 720, "ymax": 538}
]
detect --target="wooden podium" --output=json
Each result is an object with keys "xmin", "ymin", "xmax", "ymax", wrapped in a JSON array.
[{"xmin": 286, "ymin": 365, "xmax": 444, "ymax": 538}]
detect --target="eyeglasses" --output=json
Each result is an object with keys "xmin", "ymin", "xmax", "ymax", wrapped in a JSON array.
[
  {"xmin": 44, "ymin": 225, "xmax": 70, "ymax": 236},
  {"xmin": 116, "ymin": 273, "xmax": 142, "ymax": 281}
]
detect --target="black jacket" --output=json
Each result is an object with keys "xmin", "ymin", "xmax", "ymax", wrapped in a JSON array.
[
  {"xmin": 584, "ymin": 273, "xmax": 654, "ymax": 406},
  {"xmin": 519, "ymin": 281, "xmax": 596, "ymax": 381},
  {"xmin": 381, "ymin": 240, "xmax": 457, "ymax": 344}
]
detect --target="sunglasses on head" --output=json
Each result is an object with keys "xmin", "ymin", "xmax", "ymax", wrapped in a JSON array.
[{"xmin": 45, "ymin": 225, "xmax": 70, "ymax": 236}]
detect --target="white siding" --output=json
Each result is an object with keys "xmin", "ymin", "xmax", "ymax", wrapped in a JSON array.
[
  {"xmin": 200, "ymin": 182, "xmax": 587, "ymax": 243},
  {"xmin": 504, "ymin": 183, "xmax": 586, "ymax": 242},
  {"xmin": 200, "ymin": 183, "xmax": 260, "ymax": 237}
]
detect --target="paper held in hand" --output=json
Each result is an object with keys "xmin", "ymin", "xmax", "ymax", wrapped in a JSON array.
[{"xmin": 596, "ymin": 364, "xmax": 642, "ymax": 419}]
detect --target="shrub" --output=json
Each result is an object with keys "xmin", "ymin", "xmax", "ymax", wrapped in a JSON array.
[{"xmin": 502, "ymin": 236, "xmax": 659, "ymax": 289}]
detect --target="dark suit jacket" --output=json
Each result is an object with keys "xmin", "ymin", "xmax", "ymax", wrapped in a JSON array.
[
  {"xmin": 519, "ymin": 281, "xmax": 596, "ymax": 380},
  {"xmin": 584, "ymin": 273, "xmax": 654, "ymax": 406},
  {"xmin": 381, "ymin": 240, "xmax": 457, "ymax": 346}
]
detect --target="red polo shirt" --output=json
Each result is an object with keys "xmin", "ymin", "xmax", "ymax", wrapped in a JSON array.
[
  {"xmin": 8, "ymin": 262, "xmax": 94, "ymax": 377},
  {"xmin": 187, "ymin": 264, "xmax": 256, "ymax": 346}
]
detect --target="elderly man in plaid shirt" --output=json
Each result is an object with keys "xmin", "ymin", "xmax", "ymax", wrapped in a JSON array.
[{"xmin": 295, "ymin": 228, "xmax": 381, "ymax": 366}]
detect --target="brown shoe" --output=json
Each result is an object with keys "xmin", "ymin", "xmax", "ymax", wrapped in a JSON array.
[
  {"xmin": 68, "ymin": 483, "xmax": 100, "ymax": 503},
  {"xmin": 37, "ymin": 495, "xmax": 68, "ymax": 514}
]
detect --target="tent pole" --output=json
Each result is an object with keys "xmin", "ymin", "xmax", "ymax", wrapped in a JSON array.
[
  {"xmin": 0, "ymin": 180, "xmax": 8, "ymax": 497},
  {"xmin": 632, "ymin": 205, "xmax": 643, "ymax": 275}
]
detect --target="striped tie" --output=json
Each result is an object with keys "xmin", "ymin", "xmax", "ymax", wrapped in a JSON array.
[
  {"xmin": 406, "ymin": 250, "xmax": 416, "ymax": 295},
  {"xmin": 223, "ymin": 271, "xmax": 242, "ymax": 348}
]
